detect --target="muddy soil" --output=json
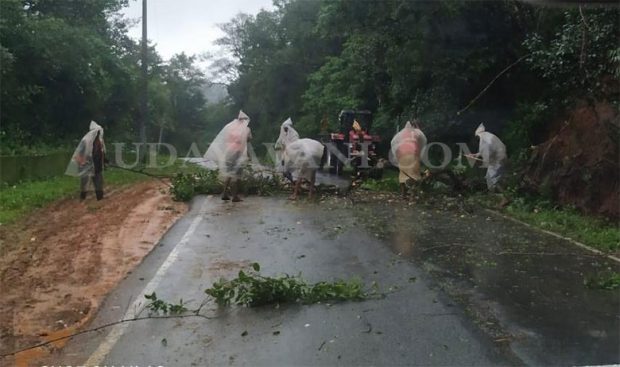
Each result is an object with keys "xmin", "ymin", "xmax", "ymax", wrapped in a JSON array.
[
  {"xmin": 526, "ymin": 101, "xmax": 619, "ymax": 218},
  {"xmin": 0, "ymin": 181, "xmax": 186, "ymax": 366}
]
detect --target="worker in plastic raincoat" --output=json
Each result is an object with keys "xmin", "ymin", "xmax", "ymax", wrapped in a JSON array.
[
  {"xmin": 472, "ymin": 123, "xmax": 507, "ymax": 191},
  {"xmin": 274, "ymin": 117, "xmax": 299, "ymax": 180},
  {"xmin": 390, "ymin": 120, "xmax": 427, "ymax": 197},
  {"xmin": 204, "ymin": 110, "xmax": 252, "ymax": 202},
  {"xmin": 275, "ymin": 118, "xmax": 325, "ymax": 200},
  {"xmin": 66, "ymin": 121, "xmax": 106, "ymax": 200}
]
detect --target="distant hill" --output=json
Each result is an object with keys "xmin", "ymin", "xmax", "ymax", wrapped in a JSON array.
[{"xmin": 200, "ymin": 83, "xmax": 229, "ymax": 105}]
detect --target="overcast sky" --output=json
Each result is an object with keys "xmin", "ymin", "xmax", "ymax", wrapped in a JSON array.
[{"xmin": 121, "ymin": 0, "xmax": 273, "ymax": 62}]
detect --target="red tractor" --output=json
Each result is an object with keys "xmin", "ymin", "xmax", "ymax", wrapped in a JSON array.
[{"xmin": 324, "ymin": 110, "xmax": 381, "ymax": 176}]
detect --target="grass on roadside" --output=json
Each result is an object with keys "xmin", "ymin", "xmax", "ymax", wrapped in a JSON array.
[
  {"xmin": 0, "ymin": 157, "xmax": 203, "ymax": 225},
  {"xmin": 504, "ymin": 201, "xmax": 620, "ymax": 253},
  {"xmin": 170, "ymin": 165, "xmax": 287, "ymax": 201},
  {"xmin": 471, "ymin": 193, "xmax": 620, "ymax": 253},
  {"xmin": 359, "ymin": 169, "xmax": 400, "ymax": 192},
  {"xmin": 359, "ymin": 166, "xmax": 619, "ymax": 253},
  {"xmin": 0, "ymin": 169, "xmax": 142, "ymax": 224},
  {"xmin": 584, "ymin": 271, "xmax": 620, "ymax": 290}
]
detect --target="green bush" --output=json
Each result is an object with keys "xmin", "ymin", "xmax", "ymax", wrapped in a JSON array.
[
  {"xmin": 360, "ymin": 169, "xmax": 400, "ymax": 192},
  {"xmin": 170, "ymin": 170, "xmax": 222, "ymax": 201},
  {"xmin": 504, "ymin": 194, "xmax": 620, "ymax": 252},
  {"xmin": 524, "ymin": 9, "xmax": 620, "ymax": 100},
  {"xmin": 503, "ymin": 102, "xmax": 552, "ymax": 159},
  {"xmin": 242, "ymin": 166, "xmax": 287, "ymax": 196},
  {"xmin": 205, "ymin": 263, "xmax": 367, "ymax": 307},
  {"xmin": 584, "ymin": 271, "xmax": 620, "ymax": 290},
  {"xmin": 170, "ymin": 167, "xmax": 287, "ymax": 201}
]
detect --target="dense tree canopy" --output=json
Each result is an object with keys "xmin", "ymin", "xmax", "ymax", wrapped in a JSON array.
[
  {"xmin": 0, "ymin": 0, "xmax": 618, "ymax": 157},
  {"xmin": 216, "ymin": 0, "xmax": 618, "ymax": 151},
  {"xmin": 0, "ymin": 0, "xmax": 216, "ymax": 154}
]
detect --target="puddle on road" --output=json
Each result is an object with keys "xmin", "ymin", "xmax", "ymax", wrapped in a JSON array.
[{"xmin": 320, "ymin": 192, "xmax": 619, "ymax": 365}]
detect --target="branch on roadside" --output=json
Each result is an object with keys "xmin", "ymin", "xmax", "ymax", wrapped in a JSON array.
[
  {"xmin": 107, "ymin": 164, "xmax": 174, "ymax": 186},
  {"xmin": 1, "ymin": 312, "xmax": 220, "ymax": 358}
]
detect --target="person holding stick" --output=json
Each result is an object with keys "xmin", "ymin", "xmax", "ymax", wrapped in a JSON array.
[
  {"xmin": 65, "ymin": 121, "xmax": 106, "ymax": 201},
  {"xmin": 466, "ymin": 123, "xmax": 507, "ymax": 191}
]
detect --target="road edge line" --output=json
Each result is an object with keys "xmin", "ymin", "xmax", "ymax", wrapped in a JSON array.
[
  {"xmin": 84, "ymin": 197, "xmax": 210, "ymax": 365},
  {"xmin": 483, "ymin": 208, "xmax": 620, "ymax": 264}
]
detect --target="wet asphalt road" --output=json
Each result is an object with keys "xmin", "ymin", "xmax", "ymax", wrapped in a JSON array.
[{"xmin": 51, "ymin": 194, "xmax": 619, "ymax": 366}]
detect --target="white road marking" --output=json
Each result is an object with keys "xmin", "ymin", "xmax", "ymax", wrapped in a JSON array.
[
  {"xmin": 485, "ymin": 208, "xmax": 620, "ymax": 264},
  {"xmin": 84, "ymin": 198, "xmax": 210, "ymax": 366}
]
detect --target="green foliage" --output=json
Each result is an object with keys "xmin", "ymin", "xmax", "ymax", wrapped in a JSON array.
[
  {"xmin": 0, "ymin": 157, "xmax": 199, "ymax": 224},
  {"xmin": 216, "ymin": 1, "xmax": 618, "ymax": 158},
  {"xmin": 215, "ymin": 0, "xmax": 338, "ymax": 144},
  {"xmin": 301, "ymin": 0, "xmax": 536, "ymax": 138},
  {"xmin": 358, "ymin": 166, "xmax": 618, "ymax": 252},
  {"xmin": 0, "ymin": 0, "xmax": 136, "ymax": 144},
  {"xmin": 524, "ymin": 8, "xmax": 620, "ymax": 101},
  {"xmin": 499, "ymin": 194, "xmax": 620, "ymax": 252},
  {"xmin": 170, "ymin": 167, "xmax": 287, "ymax": 201},
  {"xmin": 242, "ymin": 166, "xmax": 287, "ymax": 196},
  {"xmin": 144, "ymin": 292, "xmax": 188, "ymax": 314},
  {"xmin": 584, "ymin": 271, "xmax": 620, "ymax": 290},
  {"xmin": 170, "ymin": 170, "xmax": 222, "ymax": 201},
  {"xmin": 0, "ymin": 130, "xmax": 73, "ymax": 155},
  {"xmin": 0, "ymin": 1, "xmax": 211, "ymax": 152},
  {"xmin": 161, "ymin": 53, "xmax": 209, "ymax": 147},
  {"xmin": 205, "ymin": 263, "xmax": 367, "ymax": 307},
  {"xmin": 503, "ymin": 101, "xmax": 553, "ymax": 157},
  {"xmin": 0, "ymin": 167, "xmax": 144, "ymax": 224},
  {"xmin": 359, "ymin": 170, "xmax": 400, "ymax": 192}
]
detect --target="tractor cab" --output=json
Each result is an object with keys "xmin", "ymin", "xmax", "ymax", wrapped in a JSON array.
[{"xmin": 326, "ymin": 110, "xmax": 381, "ymax": 175}]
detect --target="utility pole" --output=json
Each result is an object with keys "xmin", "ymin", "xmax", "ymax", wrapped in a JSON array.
[{"xmin": 139, "ymin": 0, "xmax": 148, "ymax": 163}]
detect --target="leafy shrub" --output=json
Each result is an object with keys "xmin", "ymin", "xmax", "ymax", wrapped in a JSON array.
[
  {"xmin": 503, "ymin": 102, "xmax": 553, "ymax": 158},
  {"xmin": 242, "ymin": 166, "xmax": 287, "ymax": 196},
  {"xmin": 170, "ymin": 167, "xmax": 287, "ymax": 201},
  {"xmin": 359, "ymin": 175, "xmax": 400, "ymax": 192},
  {"xmin": 524, "ymin": 9, "xmax": 620, "ymax": 100},
  {"xmin": 584, "ymin": 271, "xmax": 620, "ymax": 290},
  {"xmin": 205, "ymin": 263, "xmax": 367, "ymax": 307},
  {"xmin": 170, "ymin": 170, "xmax": 222, "ymax": 201},
  {"xmin": 144, "ymin": 292, "xmax": 188, "ymax": 314}
]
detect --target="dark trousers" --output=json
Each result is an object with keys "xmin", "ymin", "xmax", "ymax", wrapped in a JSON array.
[{"xmin": 80, "ymin": 172, "xmax": 104, "ymax": 200}]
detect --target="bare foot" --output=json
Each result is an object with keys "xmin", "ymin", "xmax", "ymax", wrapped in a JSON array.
[{"xmin": 221, "ymin": 195, "xmax": 231, "ymax": 200}]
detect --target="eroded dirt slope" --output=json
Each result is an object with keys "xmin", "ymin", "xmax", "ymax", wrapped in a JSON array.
[
  {"xmin": 526, "ymin": 101, "xmax": 619, "ymax": 218},
  {"xmin": 0, "ymin": 181, "xmax": 186, "ymax": 366}
]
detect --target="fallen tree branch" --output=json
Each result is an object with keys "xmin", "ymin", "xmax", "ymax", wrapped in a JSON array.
[
  {"xmin": 107, "ymin": 164, "xmax": 173, "ymax": 185},
  {"xmin": 1, "ymin": 313, "xmax": 218, "ymax": 358},
  {"xmin": 457, "ymin": 54, "xmax": 530, "ymax": 116}
]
